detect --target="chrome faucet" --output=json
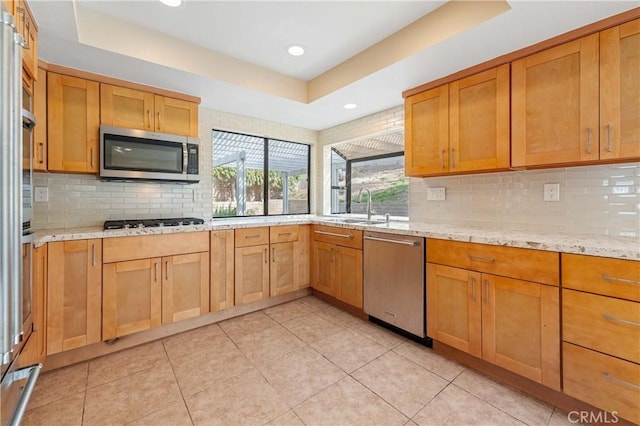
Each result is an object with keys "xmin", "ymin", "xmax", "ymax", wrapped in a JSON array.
[{"xmin": 356, "ymin": 187, "xmax": 376, "ymax": 221}]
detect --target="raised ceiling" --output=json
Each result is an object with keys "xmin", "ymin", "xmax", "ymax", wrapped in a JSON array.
[{"xmin": 30, "ymin": 1, "xmax": 637, "ymax": 131}]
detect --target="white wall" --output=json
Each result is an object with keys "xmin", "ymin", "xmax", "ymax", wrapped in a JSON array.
[{"xmin": 33, "ymin": 106, "xmax": 317, "ymax": 229}]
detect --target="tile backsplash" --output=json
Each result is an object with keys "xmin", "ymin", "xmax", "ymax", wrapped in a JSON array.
[{"xmin": 409, "ymin": 162, "xmax": 640, "ymax": 237}]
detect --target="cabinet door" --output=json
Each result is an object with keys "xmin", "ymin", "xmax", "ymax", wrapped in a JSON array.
[
  {"xmin": 15, "ymin": 0, "xmax": 37, "ymax": 80},
  {"xmin": 295, "ymin": 225, "xmax": 311, "ymax": 289},
  {"xmin": 404, "ymin": 85, "xmax": 449, "ymax": 176},
  {"xmin": 101, "ymin": 84, "xmax": 155, "ymax": 131},
  {"xmin": 21, "ymin": 245, "xmax": 47, "ymax": 365},
  {"xmin": 154, "ymin": 95, "xmax": 198, "ymax": 137},
  {"xmin": 210, "ymin": 230, "xmax": 235, "ymax": 312},
  {"xmin": 335, "ymin": 246, "xmax": 363, "ymax": 309},
  {"xmin": 103, "ymin": 258, "xmax": 162, "ymax": 340},
  {"xmin": 235, "ymin": 245, "xmax": 269, "ymax": 305},
  {"xmin": 600, "ymin": 19, "xmax": 640, "ymax": 161},
  {"xmin": 47, "ymin": 73, "xmax": 100, "ymax": 173},
  {"xmin": 482, "ymin": 275, "xmax": 560, "ymax": 390},
  {"xmin": 33, "ymin": 68, "xmax": 47, "ymax": 172},
  {"xmin": 162, "ymin": 252, "xmax": 209, "ymax": 324},
  {"xmin": 512, "ymin": 34, "xmax": 599, "ymax": 167},
  {"xmin": 311, "ymin": 241, "xmax": 336, "ymax": 297},
  {"xmin": 450, "ymin": 64, "xmax": 510, "ymax": 172},
  {"xmin": 426, "ymin": 263, "xmax": 481, "ymax": 357},
  {"xmin": 270, "ymin": 242, "xmax": 297, "ymax": 296},
  {"xmin": 47, "ymin": 240, "xmax": 102, "ymax": 354}
]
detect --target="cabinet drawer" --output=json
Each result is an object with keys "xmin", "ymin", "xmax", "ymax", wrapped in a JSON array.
[
  {"xmin": 427, "ymin": 239, "xmax": 559, "ymax": 285},
  {"xmin": 312, "ymin": 225, "xmax": 362, "ymax": 250},
  {"xmin": 270, "ymin": 225, "xmax": 299, "ymax": 244},
  {"xmin": 563, "ymin": 342, "xmax": 640, "ymax": 425},
  {"xmin": 562, "ymin": 254, "xmax": 640, "ymax": 302},
  {"xmin": 103, "ymin": 232, "xmax": 209, "ymax": 263},
  {"xmin": 235, "ymin": 227, "xmax": 269, "ymax": 247},
  {"xmin": 563, "ymin": 289, "xmax": 640, "ymax": 364}
]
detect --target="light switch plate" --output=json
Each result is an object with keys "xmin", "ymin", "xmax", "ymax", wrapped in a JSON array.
[
  {"xmin": 427, "ymin": 187, "xmax": 446, "ymax": 201},
  {"xmin": 543, "ymin": 183, "xmax": 560, "ymax": 202},
  {"xmin": 34, "ymin": 186, "xmax": 49, "ymax": 203}
]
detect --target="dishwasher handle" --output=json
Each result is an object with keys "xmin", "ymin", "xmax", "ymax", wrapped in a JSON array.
[{"xmin": 364, "ymin": 235, "xmax": 420, "ymax": 247}]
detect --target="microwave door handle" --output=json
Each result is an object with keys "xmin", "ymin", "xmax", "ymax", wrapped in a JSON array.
[{"xmin": 183, "ymin": 143, "xmax": 188, "ymax": 174}]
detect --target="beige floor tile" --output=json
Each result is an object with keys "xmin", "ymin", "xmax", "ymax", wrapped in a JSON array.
[
  {"xmin": 318, "ymin": 306, "xmax": 365, "ymax": 328},
  {"xmin": 265, "ymin": 410, "xmax": 305, "ymax": 426},
  {"xmin": 21, "ymin": 392, "xmax": 85, "ymax": 426},
  {"xmin": 311, "ymin": 329, "xmax": 388, "ymax": 373},
  {"xmin": 83, "ymin": 362, "xmax": 183, "ymax": 425},
  {"xmin": 127, "ymin": 401, "xmax": 193, "ymax": 426},
  {"xmin": 282, "ymin": 312, "xmax": 344, "ymax": 344},
  {"xmin": 294, "ymin": 376, "xmax": 407, "ymax": 426},
  {"xmin": 453, "ymin": 369, "xmax": 553, "ymax": 425},
  {"xmin": 405, "ymin": 421, "xmax": 419, "ymax": 426},
  {"xmin": 258, "ymin": 346, "xmax": 346, "ymax": 407},
  {"xmin": 185, "ymin": 369, "xmax": 288, "ymax": 426},
  {"xmin": 393, "ymin": 341, "xmax": 465, "ymax": 381},
  {"xmin": 87, "ymin": 341, "xmax": 168, "ymax": 389},
  {"xmin": 162, "ymin": 323, "xmax": 225, "ymax": 361},
  {"xmin": 172, "ymin": 343, "xmax": 254, "ymax": 397},
  {"xmin": 219, "ymin": 311, "xmax": 278, "ymax": 339},
  {"xmin": 298, "ymin": 296, "xmax": 333, "ymax": 312},
  {"xmin": 233, "ymin": 325, "xmax": 306, "ymax": 366},
  {"xmin": 350, "ymin": 321, "xmax": 406, "ymax": 349},
  {"xmin": 264, "ymin": 301, "xmax": 313, "ymax": 323},
  {"xmin": 352, "ymin": 351, "xmax": 448, "ymax": 418},
  {"xmin": 27, "ymin": 362, "xmax": 88, "ymax": 410},
  {"xmin": 413, "ymin": 384, "xmax": 524, "ymax": 426}
]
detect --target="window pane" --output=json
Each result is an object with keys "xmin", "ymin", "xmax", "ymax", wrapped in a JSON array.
[
  {"xmin": 267, "ymin": 139, "xmax": 310, "ymax": 215},
  {"xmin": 212, "ymin": 130, "xmax": 264, "ymax": 217},
  {"xmin": 350, "ymin": 154, "xmax": 407, "ymax": 217},
  {"xmin": 331, "ymin": 149, "xmax": 347, "ymax": 214}
]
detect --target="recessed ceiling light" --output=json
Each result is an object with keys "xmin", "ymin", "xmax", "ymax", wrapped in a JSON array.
[
  {"xmin": 344, "ymin": 103, "xmax": 357, "ymax": 110},
  {"xmin": 287, "ymin": 45, "xmax": 305, "ymax": 57},
  {"xmin": 160, "ymin": 0, "xmax": 182, "ymax": 7}
]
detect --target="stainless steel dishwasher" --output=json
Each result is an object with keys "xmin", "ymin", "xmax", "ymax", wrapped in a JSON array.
[{"xmin": 363, "ymin": 231, "xmax": 426, "ymax": 338}]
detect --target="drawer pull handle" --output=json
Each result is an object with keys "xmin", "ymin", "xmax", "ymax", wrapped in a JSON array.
[
  {"xmin": 603, "ymin": 372, "xmax": 640, "ymax": 390},
  {"xmin": 314, "ymin": 230, "xmax": 354, "ymax": 239},
  {"xmin": 468, "ymin": 254, "xmax": 495, "ymax": 263},
  {"xmin": 602, "ymin": 275, "xmax": 640, "ymax": 285},
  {"xmin": 471, "ymin": 277, "xmax": 476, "ymax": 302},
  {"xmin": 245, "ymin": 235, "xmax": 261, "ymax": 239},
  {"xmin": 602, "ymin": 313, "xmax": 640, "ymax": 327},
  {"xmin": 278, "ymin": 232, "xmax": 292, "ymax": 236}
]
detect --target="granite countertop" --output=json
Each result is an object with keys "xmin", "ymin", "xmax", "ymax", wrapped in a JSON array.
[{"xmin": 34, "ymin": 215, "xmax": 639, "ymax": 261}]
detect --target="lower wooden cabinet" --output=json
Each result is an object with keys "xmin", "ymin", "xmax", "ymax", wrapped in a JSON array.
[
  {"xmin": 235, "ymin": 244, "xmax": 270, "ymax": 305},
  {"xmin": 47, "ymin": 239, "xmax": 102, "ymax": 354},
  {"xmin": 19, "ymin": 244, "xmax": 48, "ymax": 366},
  {"xmin": 270, "ymin": 241, "xmax": 296, "ymax": 296},
  {"xmin": 311, "ymin": 241, "xmax": 337, "ymax": 297},
  {"xmin": 335, "ymin": 246, "xmax": 363, "ymax": 309},
  {"xmin": 427, "ymin": 262, "xmax": 560, "ymax": 390},
  {"xmin": 162, "ymin": 253, "xmax": 209, "ymax": 324},
  {"xmin": 295, "ymin": 225, "xmax": 311, "ymax": 289},
  {"xmin": 210, "ymin": 230, "xmax": 235, "ymax": 312}
]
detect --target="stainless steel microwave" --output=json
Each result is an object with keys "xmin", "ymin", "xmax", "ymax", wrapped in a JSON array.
[{"xmin": 99, "ymin": 125, "xmax": 200, "ymax": 183}]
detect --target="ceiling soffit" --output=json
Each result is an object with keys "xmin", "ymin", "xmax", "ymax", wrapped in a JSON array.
[{"xmin": 73, "ymin": 1, "xmax": 510, "ymax": 105}]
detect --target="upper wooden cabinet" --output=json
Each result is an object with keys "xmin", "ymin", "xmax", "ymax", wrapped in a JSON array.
[
  {"xmin": 47, "ymin": 73, "xmax": 100, "ymax": 173},
  {"xmin": 14, "ymin": 0, "xmax": 38, "ymax": 80},
  {"xmin": 600, "ymin": 18, "xmax": 640, "ymax": 161},
  {"xmin": 33, "ymin": 67, "xmax": 47, "ymax": 172},
  {"xmin": 101, "ymin": 84, "xmax": 199, "ymax": 137},
  {"xmin": 405, "ymin": 64, "xmax": 510, "ymax": 177}
]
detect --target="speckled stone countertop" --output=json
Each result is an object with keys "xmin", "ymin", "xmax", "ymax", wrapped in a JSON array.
[{"xmin": 34, "ymin": 215, "xmax": 639, "ymax": 261}]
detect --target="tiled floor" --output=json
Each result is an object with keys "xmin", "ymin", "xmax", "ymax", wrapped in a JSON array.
[{"xmin": 22, "ymin": 296, "xmax": 573, "ymax": 426}]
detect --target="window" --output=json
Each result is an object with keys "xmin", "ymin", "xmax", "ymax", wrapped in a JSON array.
[
  {"xmin": 212, "ymin": 130, "xmax": 310, "ymax": 217},
  {"xmin": 331, "ymin": 150, "xmax": 407, "ymax": 217}
]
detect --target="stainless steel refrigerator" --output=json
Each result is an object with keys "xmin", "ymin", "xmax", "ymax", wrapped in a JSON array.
[{"xmin": 1, "ymin": 7, "xmax": 41, "ymax": 426}]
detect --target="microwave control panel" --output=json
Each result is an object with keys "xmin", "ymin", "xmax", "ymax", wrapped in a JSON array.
[{"xmin": 187, "ymin": 144, "xmax": 199, "ymax": 175}]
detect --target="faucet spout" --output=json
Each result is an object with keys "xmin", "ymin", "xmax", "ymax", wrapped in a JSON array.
[{"xmin": 356, "ymin": 187, "xmax": 375, "ymax": 221}]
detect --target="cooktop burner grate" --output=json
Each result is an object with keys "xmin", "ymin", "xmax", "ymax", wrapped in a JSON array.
[{"xmin": 103, "ymin": 217, "xmax": 205, "ymax": 230}]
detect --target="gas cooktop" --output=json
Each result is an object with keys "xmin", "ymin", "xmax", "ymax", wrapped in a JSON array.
[{"xmin": 103, "ymin": 217, "xmax": 205, "ymax": 230}]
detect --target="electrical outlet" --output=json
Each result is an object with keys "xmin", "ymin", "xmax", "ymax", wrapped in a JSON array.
[
  {"xmin": 427, "ymin": 187, "xmax": 446, "ymax": 201},
  {"xmin": 34, "ymin": 186, "xmax": 49, "ymax": 203},
  {"xmin": 543, "ymin": 183, "xmax": 560, "ymax": 202}
]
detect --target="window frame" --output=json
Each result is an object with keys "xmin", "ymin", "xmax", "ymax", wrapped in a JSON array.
[{"xmin": 212, "ymin": 129, "xmax": 311, "ymax": 217}]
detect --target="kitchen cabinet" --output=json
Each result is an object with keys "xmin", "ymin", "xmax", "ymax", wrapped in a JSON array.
[
  {"xmin": 295, "ymin": 224, "xmax": 311, "ymax": 289},
  {"xmin": 2, "ymin": 0, "xmax": 14, "ymax": 15},
  {"xmin": 235, "ymin": 227, "xmax": 270, "ymax": 305},
  {"xmin": 46, "ymin": 239, "xmax": 102, "ymax": 354},
  {"xmin": 101, "ymin": 84, "xmax": 199, "ymax": 137},
  {"xmin": 270, "ymin": 225, "xmax": 300, "ymax": 297},
  {"xmin": 47, "ymin": 73, "xmax": 100, "ymax": 173},
  {"xmin": 102, "ymin": 232, "xmax": 209, "ymax": 339},
  {"xmin": 15, "ymin": 0, "xmax": 38, "ymax": 80},
  {"xmin": 426, "ymin": 239, "xmax": 560, "ymax": 390},
  {"xmin": 19, "ymin": 244, "xmax": 47, "ymax": 366},
  {"xmin": 210, "ymin": 229, "xmax": 235, "ymax": 312},
  {"xmin": 600, "ymin": 18, "xmax": 640, "ymax": 161},
  {"xmin": 311, "ymin": 225, "xmax": 363, "ymax": 309},
  {"xmin": 405, "ymin": 64, "xmax": 510, "ymax": 176},
  {"xmin": 33, "ymin": 67, "xmax": 47, "ymax": 171},
  {"xmin": 561, "ymin": 253, "xmax": 639, "ymax": 424}
]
